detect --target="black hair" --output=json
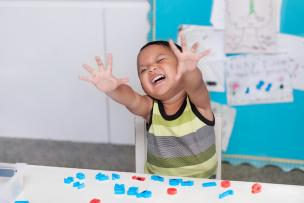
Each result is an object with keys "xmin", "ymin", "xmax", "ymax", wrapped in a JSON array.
[{"xmin": 139, "ymin": 40, "xmax": 182, "ymax": 52}]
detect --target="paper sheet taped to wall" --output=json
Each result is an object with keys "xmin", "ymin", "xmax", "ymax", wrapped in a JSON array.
[
  {"xmin": 211, "ymin": 102, "xmax": 236, "ymax": 152},
  {"xmin": 178, "ymin": 25, "xmax": 226, "ymax": 92},
  {"xmin": 225, "ymin": 55, "xmax": 293, "ymax": 106},
  {"xmin": 224, "ymin": 0, "xmax": 279, "ymax": 54}
]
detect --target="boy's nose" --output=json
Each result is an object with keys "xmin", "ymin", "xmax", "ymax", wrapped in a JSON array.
[{"xmin": 148, "ymin": 64, "xmax": 158, "ymax": 72}]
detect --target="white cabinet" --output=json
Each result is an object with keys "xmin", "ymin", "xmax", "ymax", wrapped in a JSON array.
[
  {"xmin": 105, "ymin": 6, "xmax": 149, "ymax": 144},
  {"xmin": 0, "ymin": 0, "xmax": 150, "ymax": 144}
]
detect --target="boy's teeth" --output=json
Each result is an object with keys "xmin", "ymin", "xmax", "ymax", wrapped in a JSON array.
[{"xmin": 152, "ymin": 75, "xmax": 165, "ymax": 83}]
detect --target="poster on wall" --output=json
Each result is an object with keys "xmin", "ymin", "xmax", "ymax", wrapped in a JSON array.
[
  {"xmin": 179, "ymin": 25, "xmax": 226, "ymax": 62},
  {"xmin": 224, "ymin": 0, "xmax": 278, "ymax": 54},
  {"xmin": 211, "ymin": 0, "xmax": 282, "ymax": 31},
  {"xmin": 288, "ymin": 56, "xmax": 304, "ymax": 91},
  {"xmin": 211, "ymin": 102, "xmax": 236, "ymax": 152},
  {"xmin": 178, "ymin": 25, "xmax": 226, "ymax": 92},
  {"xmin": 225, "ymin": 55, "xmax": 293, "ymax": 106},
  {"xmin": 278, "ymin": 33, "xmax": 304, "ymax": 90}
]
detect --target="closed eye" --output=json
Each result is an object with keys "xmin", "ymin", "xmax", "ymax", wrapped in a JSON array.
[
  {"xmin": 157, "ymin": 58, "xmax": 165, "ymax": 63},
  {"xmin": 140, "ymin": 67, "xmax": 147, "ymax": 74}
]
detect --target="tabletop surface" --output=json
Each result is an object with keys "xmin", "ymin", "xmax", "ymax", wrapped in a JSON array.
[{"xmin": 14, "ymin": 165, "xmax": 304, "ymax": 203}]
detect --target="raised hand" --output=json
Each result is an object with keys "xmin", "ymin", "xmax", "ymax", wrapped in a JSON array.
[
  {"xmin": 168, "ymin": 33, "xmax": 210, "ymax": 80},
  {"xmin": 79, "ymin": 54, "xmax": 128, "ymax": 93}
]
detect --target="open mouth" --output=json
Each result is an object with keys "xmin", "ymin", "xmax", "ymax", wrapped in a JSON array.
[{"xmin": 151, "ymin": 74, "xmax": 166, "ymax": 84}]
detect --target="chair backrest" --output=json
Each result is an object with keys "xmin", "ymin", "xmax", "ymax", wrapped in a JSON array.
[
  {"xmin": 214, "ymin": 116, "xmax": 222, "ymax": 179},
  {"xmin": 134, "ymin": 116, "xmax": 147, "ymax": 174},
  {"xmin": 134, "ymin": 116, "xmax": 222, "ymax": 179}
]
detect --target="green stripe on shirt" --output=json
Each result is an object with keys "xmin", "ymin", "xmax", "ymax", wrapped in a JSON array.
[{"xmin": 145, "ymin": 154, "xmax": 217, "ymax": 178}]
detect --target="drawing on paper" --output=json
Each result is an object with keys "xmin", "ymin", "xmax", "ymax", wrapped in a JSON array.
[
  {"xmin": 178, "ymin": 25, "xmax": 226, "ymax": 92},
  {"xmin": 224, "ymin": 0, "xmax": 278, "ymax": 53},
  {"xmin": 225, "ymin": 55, "xmax": 293, "ymax": 106}
]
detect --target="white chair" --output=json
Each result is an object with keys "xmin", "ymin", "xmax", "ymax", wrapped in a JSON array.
[{"xmin": 134, "ymin": 116, "xmax": 222, "ymax": 179}]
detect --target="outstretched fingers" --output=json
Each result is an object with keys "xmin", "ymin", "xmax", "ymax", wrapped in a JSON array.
[
  {"xmin": 79, "ymin": 75, "xmax": 94, "ymax": 83},
  {"xmin": 179, "ymin": 33, "xmax": 187, "ymax": 51},
  {"xmin": 106, "ymin": 53, "xmax": 113, "ymax": 73},
  {"xmin": 80, "ymin": 54, "xmax": 128, "ymax": 92},
  {"xmin": 191, "ymin": 42, "xmax": 200, "ymax": 53},
  {"xmin": 169, "ymin": 39, "xmax": 182, "ymax": 57},
  {"xmin": 95, "ymin": 56, "xmax": 105, "ymax": 72},
  {"xmin": 82, "ymin": 64, "xmax": 95, "ymax": 75},
  {"xmin": 198, "ymin": 49, "xmax": 211, "ymax": 60}
]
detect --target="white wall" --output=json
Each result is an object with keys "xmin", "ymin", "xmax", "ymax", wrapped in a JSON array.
[{"xmin": 0, "ymin": 0, "xmax": 150, "ymax": 144}]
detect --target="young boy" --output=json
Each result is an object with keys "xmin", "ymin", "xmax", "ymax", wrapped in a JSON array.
[{"xmin": 80, "ymin": 35, "xmax": 217, "ymax": 178}]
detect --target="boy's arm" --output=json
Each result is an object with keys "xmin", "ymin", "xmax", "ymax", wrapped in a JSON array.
[
  {"xmin": 106, "ymin": 84, "xmax": 152, "ymax": 120},
  {"xmin": 169, "ymin": 35, "xmax": 213, "ymax": 119},
  {"xmin": 180, "ymin": 68, "xmax": 211, "ymax": 110},
  {"xmin": 79, "ymin": 54, "xmax": 152, "ymax": 120}
]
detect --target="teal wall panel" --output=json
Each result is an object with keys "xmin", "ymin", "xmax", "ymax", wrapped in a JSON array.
[{"xmin": 152, "ymin": 0, "xmax": 304, "ymax": 169}]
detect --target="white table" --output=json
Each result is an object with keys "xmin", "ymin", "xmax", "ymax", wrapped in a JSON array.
[{"xmin": 15, "ymin": 165, "xmax": 304, "ymax": 203}]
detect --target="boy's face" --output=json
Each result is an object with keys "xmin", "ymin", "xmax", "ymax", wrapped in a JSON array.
[{"xmin": 137, "ymin": 44, "xmax": 181, "ymax": 100}]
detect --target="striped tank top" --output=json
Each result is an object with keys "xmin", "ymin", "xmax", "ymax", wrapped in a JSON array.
[{"xmin": 144, "ymin": 96, "xmax": 217, "ymax": 178}]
